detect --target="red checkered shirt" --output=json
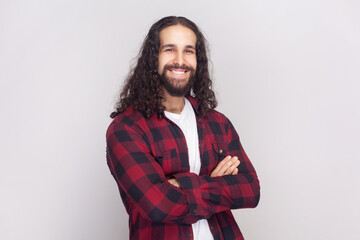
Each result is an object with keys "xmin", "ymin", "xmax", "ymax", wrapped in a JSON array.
[{"xmin": 106, "ymin": 96, "xmax": 260, "ymax": 240}]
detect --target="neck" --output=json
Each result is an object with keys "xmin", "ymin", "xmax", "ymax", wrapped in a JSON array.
[{"xmin": 163, "ymin": 90, "xmax": 185, "ymax": 114}]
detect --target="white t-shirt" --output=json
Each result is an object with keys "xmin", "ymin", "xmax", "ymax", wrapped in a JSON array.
[{"xmin": 165, "ymin": 98, "xmax": 214, "ymax": 240}]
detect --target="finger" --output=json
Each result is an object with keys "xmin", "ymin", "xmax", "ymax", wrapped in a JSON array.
[
  {"xmin": 223, "ymin": 159, "xmax": 240, "ymax": 175},
  {"xmin": 217, "ymin": 155, "xmax": 232, "ymax": 169},
  {"xmin": 211, "ymin": 156, "xmax": 232, "ymax": 177},
  {"xmin": 168, "ymin": 179, "xmax": 180, "ymax": 188},
  {"xmin": 231, "ymin": 160, "xmax": 240, "ymax": 174},
  {"xmin": 218, "ymin": 157, "xmax": 237, "ymax": 176},
  {"xmin": 223, "ymin": 162, "xmax": 236, "ymax": 175}
]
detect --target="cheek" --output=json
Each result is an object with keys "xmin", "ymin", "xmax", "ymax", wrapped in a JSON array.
[
  {"xmin": 186, "ymin": 55, "xmax": 197, "ymax": 69},
  {"xmin": 157, "ymin": 58, "xmax": 164, "ymax": 74},
  {"xmin": 191, "ymin": 58, "xmax": 197, "ymax": 70},
  {"xmin": 157, "ymin": 65, "xmax": 163, "ymax": 75},
  {"xmin": 157, "ymin": 54, "xmax": 169, "ymax": 74}
]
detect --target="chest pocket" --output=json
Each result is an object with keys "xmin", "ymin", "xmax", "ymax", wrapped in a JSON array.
[
  {"xmin": 212, "ymin": 140, "xmax": 228, "ymax": 163},
  {"xmin": 155, "ymin": 149, "xmax": 182, "ymax": 177},
  {"xmin": 201, "ymin": 140, "xmax": 229, "ymax": 175}
]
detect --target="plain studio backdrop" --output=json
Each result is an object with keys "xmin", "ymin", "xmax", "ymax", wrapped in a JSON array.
[{"xmin": 1, "ymin": 0, "xmax": 359, "ymax": 239}]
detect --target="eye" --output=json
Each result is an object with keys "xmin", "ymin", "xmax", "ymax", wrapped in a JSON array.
[
  {"xmin": 165, "ymin": 48, "xmax": 174, "ymax": 52},
  {"xmin": 185, "ymin": 49, "xmax": 195, "ymax": 54}
]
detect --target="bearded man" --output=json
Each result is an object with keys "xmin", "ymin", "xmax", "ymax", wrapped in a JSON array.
[{"xmin": 106, "ymin": 16, "xmax": 260, "ymax": 240}]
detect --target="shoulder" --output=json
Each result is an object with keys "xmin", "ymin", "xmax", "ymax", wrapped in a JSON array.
[
  {"xmin": 204, "ymin": 109, "xmax": 237, "ymax": 136},
  {"xmin": 106, "ymin": 106, "xmax": 148, "ymax": 138},
  {"xmin": 205, "ymin": 108, "xmax": 229, "ymax": 124}
]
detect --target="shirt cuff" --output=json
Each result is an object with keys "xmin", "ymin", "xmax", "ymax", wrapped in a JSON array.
[{"xmin": 174, "ymin": 172, "xmax": 207, "ymax": 218}]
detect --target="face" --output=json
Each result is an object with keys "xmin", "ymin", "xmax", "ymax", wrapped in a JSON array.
[{"xmin": 157, "ymin": 24, "xmax": 197, "ymax": 97}]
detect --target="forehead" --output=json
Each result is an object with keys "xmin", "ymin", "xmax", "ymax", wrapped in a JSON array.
[{"xmin": 159, "ymin": 24, "xmax": 197, "ymax": 47}]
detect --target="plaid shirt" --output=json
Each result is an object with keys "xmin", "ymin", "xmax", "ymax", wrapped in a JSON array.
[{"xmin": 106, "ymin": 97, "xmax": 260, "ymax": 240}]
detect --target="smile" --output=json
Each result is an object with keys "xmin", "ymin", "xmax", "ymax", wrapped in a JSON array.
[
  {"xmin": 171, "ymin": 70, "xmax": 186, "ymax": 74},
  {"xmin": 169, "ymin": 68, "xmax": 189, "ymax": 77}
]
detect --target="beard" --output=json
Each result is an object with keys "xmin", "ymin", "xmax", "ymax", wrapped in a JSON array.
[{"xmin": 159, "ymin": 64, "xmax": 195, "ymax": 97}]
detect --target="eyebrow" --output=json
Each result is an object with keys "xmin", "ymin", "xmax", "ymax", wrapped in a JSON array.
[{"xmin": 160, "ymin": 44, "xmax": 196, "ymax": 50}]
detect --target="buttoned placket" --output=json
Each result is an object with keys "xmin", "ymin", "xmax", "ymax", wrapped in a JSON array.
[{"xmin": 162, "ymin": 115, "xmax": 190, "ymax": 169}]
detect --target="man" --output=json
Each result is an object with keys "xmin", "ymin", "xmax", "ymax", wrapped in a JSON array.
[{"xmin": 106, "ymin": 16, "xmax": 260, "ymax": 240}]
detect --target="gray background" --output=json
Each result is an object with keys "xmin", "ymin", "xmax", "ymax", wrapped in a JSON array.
[{"xmin": 1, "ymin": 0, "xmax": 359, "ymax": 239}]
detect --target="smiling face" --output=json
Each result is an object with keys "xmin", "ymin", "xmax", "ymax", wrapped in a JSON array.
[{"xmin": 157, "ymin": 24, "xmax": 197, "ymax": 97}]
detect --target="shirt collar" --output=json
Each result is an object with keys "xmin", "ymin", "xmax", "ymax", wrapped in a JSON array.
[{"xmin": 185, "ymin": 95, "xmax": 201, "ymax": 116}]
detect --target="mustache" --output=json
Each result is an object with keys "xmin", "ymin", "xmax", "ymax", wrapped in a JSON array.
[{"xmin": 163, "ymin": 63, "xmax": 194, "ymax": 72}]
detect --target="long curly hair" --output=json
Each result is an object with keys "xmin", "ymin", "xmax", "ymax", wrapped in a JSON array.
[{"xmin": 110, "ymin": 16, "xmax": 217, "ymax": 119}]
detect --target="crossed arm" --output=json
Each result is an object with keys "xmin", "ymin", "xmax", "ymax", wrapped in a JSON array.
[
  {"xmin": 106, "ymin": 118, "xmax": 260, "ymax": 224},
  {"xmin": 168, "ymin": 155, "xmax": 240, "ymax": 187}
]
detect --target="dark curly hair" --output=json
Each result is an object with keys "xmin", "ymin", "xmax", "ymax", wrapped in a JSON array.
[{"xmin": 110, "ymin": 16, "xmax": 217, "ymax": 119}]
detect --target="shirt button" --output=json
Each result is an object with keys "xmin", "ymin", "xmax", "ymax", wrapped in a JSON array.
[
  {"xmin": 219, "ymin": 149, "xmax": 223, "ymax": 154},
  {"xmin": 189, "ymin": 233, "xmax": 193, "ymax": 237},
  {"xmin": 199, "ymin": 143, "xmax": 202, "ymax": 148},
  {"xmin": 198, "ymin": 118, "xmax": 202, "ymax": 122}
]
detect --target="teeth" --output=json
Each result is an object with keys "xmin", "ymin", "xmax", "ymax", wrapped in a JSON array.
[{"xmin": 171, "ymin": 70, "xmax": 186, "ymax": 74}]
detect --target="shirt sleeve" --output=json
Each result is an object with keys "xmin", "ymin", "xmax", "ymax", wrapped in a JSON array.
[
  {"xmin": 173, "ymin": 117, "xmax": 261, "ymax": 218},
  {"xmin": 106, "ymin": 119, "xmax": 200, "ymax": 224}
]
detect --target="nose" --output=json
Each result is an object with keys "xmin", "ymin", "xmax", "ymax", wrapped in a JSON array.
[{"xmin": 173, "ymin": 52, "xmax": 184, "ymax": 66}]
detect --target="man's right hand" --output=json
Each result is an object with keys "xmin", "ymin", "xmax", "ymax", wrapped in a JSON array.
[{"xmin": 210, "ymin": 156, "xmax": 240, "ymax": 177}]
